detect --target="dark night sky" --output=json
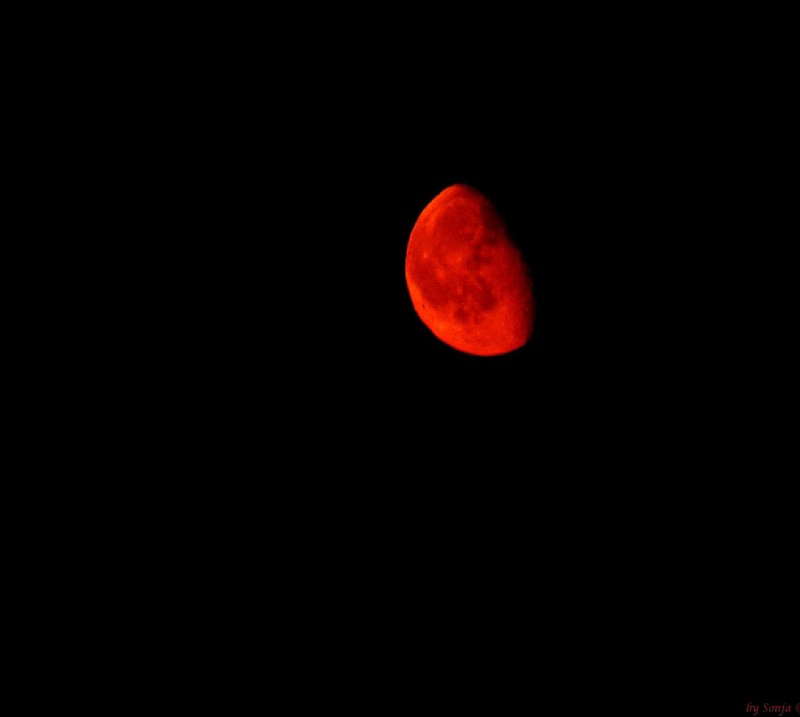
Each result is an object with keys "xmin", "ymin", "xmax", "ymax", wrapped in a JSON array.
[
  {"xmin": 59, "ymin": 10, "xmax": 793, "ymax": 706},
  {"xmin": 147, "ymin": 52, "xmax": 793, "ymax": 681}
]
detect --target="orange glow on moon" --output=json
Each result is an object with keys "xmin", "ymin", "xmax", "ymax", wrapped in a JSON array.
[{"xmin": 405, "ymin": 184, "xmax": 535, "ymax": 357}]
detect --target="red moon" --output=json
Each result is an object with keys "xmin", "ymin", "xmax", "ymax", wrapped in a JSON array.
[{"xmin": 405, "ymin": 184, "xmax": 535, "ymax": 357}]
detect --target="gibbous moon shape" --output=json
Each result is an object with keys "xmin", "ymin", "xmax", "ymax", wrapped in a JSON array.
[{"xmin": 405, "ymin": 184, "xmax": 535, "ymax": 357}]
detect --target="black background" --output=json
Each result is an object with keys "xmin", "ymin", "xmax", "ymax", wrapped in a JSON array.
[
  {"xmin": 33, "ymin": 6, "xmax": 795, "ymax": 709},
  {"xmin": 164, "ymin": 28, "xmax": 792, "ymax": 702}
]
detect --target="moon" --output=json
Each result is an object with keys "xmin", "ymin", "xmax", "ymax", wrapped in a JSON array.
[{"xmin": 405, "ymin": 184, "xmax": 535, "ymax": 357}]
